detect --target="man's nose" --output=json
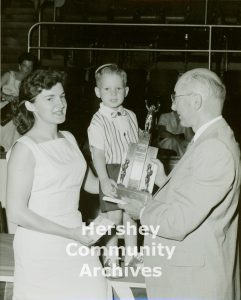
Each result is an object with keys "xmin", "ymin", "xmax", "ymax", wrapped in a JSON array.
[{"xmin": 171, "ymin": 102, "xmax": 176, "ymax": 111}]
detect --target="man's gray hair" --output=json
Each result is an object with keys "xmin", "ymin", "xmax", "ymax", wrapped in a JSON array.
[{"xmin": 180, "ymin": 68, "xmax": 226, "ymax": 105}]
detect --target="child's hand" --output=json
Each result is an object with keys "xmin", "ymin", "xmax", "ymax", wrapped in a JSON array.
[{"xmin": 100, "ymin": 177, "xmax": 117, "ymax": 197}]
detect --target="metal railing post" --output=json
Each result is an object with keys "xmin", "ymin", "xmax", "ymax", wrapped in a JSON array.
[
  {"xmin": 37, "ymin": 10, "xmax": 42, "ymax": 61},
  {"xmin": 208, "ymin": 26, "xmax": 212, "ymax": 70},
  {"xmin": 205, "ymin": 0, "xmax": 208, "ymax": 25}
]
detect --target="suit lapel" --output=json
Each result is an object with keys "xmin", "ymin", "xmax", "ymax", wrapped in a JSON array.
[{"xmin": 153, "ymin": 118, "xmax": 228, "ymax": 198}]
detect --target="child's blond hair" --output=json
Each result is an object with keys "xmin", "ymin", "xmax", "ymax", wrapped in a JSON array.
[{"xmin": 95, "ymin": 63, "xmax": 127, "ymax": 87}]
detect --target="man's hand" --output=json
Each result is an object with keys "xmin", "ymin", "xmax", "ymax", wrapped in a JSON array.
[
  {"xmin": 100, "ymin": 177, "xmax": 117, "ymax": 197},
  {"xmin": 151, "ymin": 158, "xmax": 167, "ymax": 187},
  {"xmin": 118, "ymin": 197, "xmax": 146, "ymax": 220}
]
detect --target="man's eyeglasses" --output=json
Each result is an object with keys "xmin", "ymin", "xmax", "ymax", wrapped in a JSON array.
[{"xmin": 171, "ymin": 93, "xmax": 194, "ymax": 104}]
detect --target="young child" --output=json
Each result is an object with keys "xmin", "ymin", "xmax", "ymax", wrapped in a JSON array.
[{"xmin": 88, "ymin": 64, "xmax": 139, "ymax": 271}]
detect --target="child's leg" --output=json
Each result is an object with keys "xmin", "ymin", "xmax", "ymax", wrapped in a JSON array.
[
  {"xmin": 104, "ymin": 210, "xmax": 122, "ymax": 264},
  {"xmin": 123, "ymin": 212, "xmax": 138, "ymax": 265}
]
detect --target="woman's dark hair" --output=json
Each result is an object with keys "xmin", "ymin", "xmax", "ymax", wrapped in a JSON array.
[
  {"xmin": 13, "ymin": 69, "xmax": 65, "ymax": 134},
  {"xmin": 18, "ymin": 52, "xmax": 38, "ymax": 70}
]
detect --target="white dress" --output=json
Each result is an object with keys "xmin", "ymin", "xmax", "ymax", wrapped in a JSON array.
[{"xmin": 9, "ymin": 131, "xmax": 107, "ymax": 300}]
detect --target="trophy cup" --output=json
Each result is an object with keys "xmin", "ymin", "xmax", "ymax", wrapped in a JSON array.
[{"xmin": 105, "ymin": 101, "xmax": 160, "ymax": 204}]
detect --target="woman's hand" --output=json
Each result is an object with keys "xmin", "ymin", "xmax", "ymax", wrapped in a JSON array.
[{"xmin": 70, "ymin": 226, "xmax": 97, "ymax": 247}]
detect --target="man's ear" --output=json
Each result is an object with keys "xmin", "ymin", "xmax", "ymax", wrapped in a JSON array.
[
  {"xmin": 25, "ymin": 101, "xmax": 36, "ymax": 112},
  {"xmin": 94, "ymin": 87, "xmax": 101, "ymax": 98},
  {"xmin": 194, "ymin": 94, "xmax": 202, "ymax": 110},
  {"xmin": 124, "ymin": 86, "xmax": 129, "ymax": 97}
]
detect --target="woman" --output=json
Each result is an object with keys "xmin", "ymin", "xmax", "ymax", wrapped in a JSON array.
[
  {"xmin": 6, "ymin": 69, "xmax": 107, "ymax": 300},
  {"xmin": 1, "ymin": 52, "xmax": 37, "ymax": 151},
  {"xmin": 1, "ymin": 52, "xmax": 37, "ymax": 102}
]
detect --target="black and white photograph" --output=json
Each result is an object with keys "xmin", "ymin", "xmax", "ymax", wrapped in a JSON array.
[{"xmin": 1, "ymin": 1, "xmax": 241, "ymax": 299}]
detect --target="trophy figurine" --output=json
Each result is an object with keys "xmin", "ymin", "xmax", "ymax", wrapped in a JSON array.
[
  {"xmin": 119, "ymin": 159, "xmax": 130, "ymax": 185},
  {"xmin": 111, "ymin": 101, "xmax": 160, "ymax": 204},
  {"xmin": 145, "ymin": 100, "xmax": 160, "ymax": 133}
]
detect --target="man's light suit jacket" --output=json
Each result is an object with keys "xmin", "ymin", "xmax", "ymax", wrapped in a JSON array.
[{"xmin": 141, "ymin": 118, "xmax": 241, "ymax": 300}]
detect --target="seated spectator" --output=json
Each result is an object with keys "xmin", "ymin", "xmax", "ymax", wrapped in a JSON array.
[
  {"xmin": 0, "ymin": 52, "xmax": 37, "ymax": 151},
  {"xmin": 156, "ymin": 110, "xmax": 194, "ymax": 156}
]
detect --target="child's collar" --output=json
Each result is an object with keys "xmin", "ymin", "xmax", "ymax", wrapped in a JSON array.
[{"xmin": 99, "ymin": 103, "xmax": 125, "ymax": 118}]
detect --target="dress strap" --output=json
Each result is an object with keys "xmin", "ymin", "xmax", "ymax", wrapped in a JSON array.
[
  {"xmin": 60, "ymin": 131, "xmax": 80, "ymax": 150},
  {"xmin": 6, "ymin": 136, "xmax": 39, "ymax": 162}
]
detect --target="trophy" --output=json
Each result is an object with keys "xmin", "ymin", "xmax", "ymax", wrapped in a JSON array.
[{"xmin": 105, "ymin": 101, "xmax": 160, "ymax": 205}]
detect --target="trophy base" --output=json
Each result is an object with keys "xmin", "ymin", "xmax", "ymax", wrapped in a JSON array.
[
  {"xmin": 115, "ymin": 129, "xmax": 158, "ymax": 205},
  {"xmin": 117, "ymin": 184, "xmax": 151, "ymax": 204},
  {"xmin": 117, "ymin": 144, "xmax": 158, "ymax": 194}
]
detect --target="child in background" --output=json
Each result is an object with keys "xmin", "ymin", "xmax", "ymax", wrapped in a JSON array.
[{"xmin": 88, "ymin": 64, "xmax": 139, "ymax": 272}]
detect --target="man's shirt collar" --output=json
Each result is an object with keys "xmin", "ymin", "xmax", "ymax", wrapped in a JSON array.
[{"xmin": 193, "ymin": 115, "xmax": 223, "ymax": 142}]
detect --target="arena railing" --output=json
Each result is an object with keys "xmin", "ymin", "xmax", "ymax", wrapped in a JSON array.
[{"xmin": 27, "ymin": 22, "xmax": 241, "ymax": 70}]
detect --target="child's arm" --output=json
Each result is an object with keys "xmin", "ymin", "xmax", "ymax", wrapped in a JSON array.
[
  {"xmin": 91, "ymin": 146, "xmax": 117, "ymax": 197},
  {"xmin": 83, "ymin": 167, "xmax": 99, "ymax": 194}
]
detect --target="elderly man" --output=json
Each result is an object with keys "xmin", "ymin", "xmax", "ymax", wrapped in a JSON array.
[{"xmin": 120, "ymin": 68, "xmax": 241, "ymax": 299}]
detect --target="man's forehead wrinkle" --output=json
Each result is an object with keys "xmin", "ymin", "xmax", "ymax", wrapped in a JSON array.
[{"xmin": 175, "ymin": 81, "xmax": 190, "ymax": 93}]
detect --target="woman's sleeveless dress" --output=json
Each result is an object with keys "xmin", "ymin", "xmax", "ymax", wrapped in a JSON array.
[{"xmin": 9, "ymin": 131, "xmax": 107, "ymax": 300}]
